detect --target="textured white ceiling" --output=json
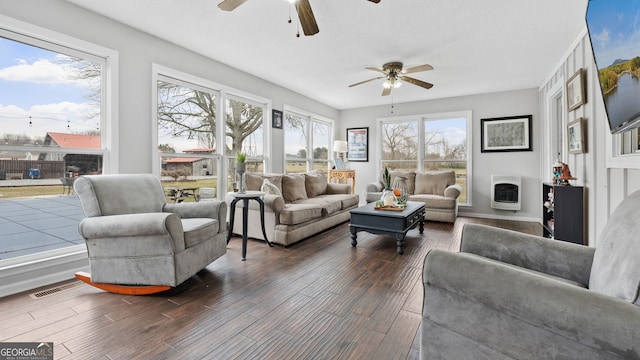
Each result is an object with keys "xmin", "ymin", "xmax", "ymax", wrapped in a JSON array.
[{"xmin": 66, "ymin": 0, "xmax": 588, "ymax": 110}]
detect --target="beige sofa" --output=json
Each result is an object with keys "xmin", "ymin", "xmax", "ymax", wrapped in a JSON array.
[
  {"xmin": 365, "ymin": 170, "xmax": 462, "ymax": 223},
  {"xmin": 226, "ymin": 170, "xmax": 359, "ymax": 246}
]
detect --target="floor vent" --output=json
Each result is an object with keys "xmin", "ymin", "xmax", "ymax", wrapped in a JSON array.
[{"xmin": 29, "ymin": 281, "xmax": 81, "ymax": 299}]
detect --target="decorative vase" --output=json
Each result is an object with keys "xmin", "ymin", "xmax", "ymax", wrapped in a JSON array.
[
  {"xmin": 381, "ymin": 188, "xmax": 397, "ymax": 206},
  {"xmin": 236, "ymin": 162, "xmax": 246, "ymax": 193},
  {"xmin": 392, "ymin": 176, "xmax": 408, "ymax": 206}
]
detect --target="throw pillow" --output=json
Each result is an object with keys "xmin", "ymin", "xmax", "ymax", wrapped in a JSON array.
[
  {"xmin": 389, "ymin": 170, "xmax": 417, "ymax": 195},
  {"xmin": 246, "ymin": 173, "xmax": 283, "ymax": 192},
  {"xmin": 305, "ymin": 170, "xmax": 328, "ymax": 198},
  {"xmin": 282, "ymin": 173, "xmax": 308, "ymax": 202},
  {"xmin": 261, "ymin": 179, "xmax": 282, "ymax": 196},
  {"xmin": 415, "ymin": 171, "xmax": 455, "ymax": 195}
]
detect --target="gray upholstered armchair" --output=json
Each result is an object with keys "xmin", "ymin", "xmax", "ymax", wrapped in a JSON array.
[
  {"xmin": 74, "ymin": 174, "xmax": 227, "ymax": 293},
  {"xmin": 421, "ymin": 190, "xmax": 640, "ymax": 359}
]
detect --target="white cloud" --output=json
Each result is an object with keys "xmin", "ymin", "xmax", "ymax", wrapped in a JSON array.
[
  {"xmin": 0, "ymin": 55, "xmax": 89, "ymax": 86},
  {"xmin": 594, "ymin": 28, "xmax": 610, "ymax": 48}
]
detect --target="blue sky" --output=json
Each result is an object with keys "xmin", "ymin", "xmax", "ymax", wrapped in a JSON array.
[
  {"xmin": 587, "ymin": 0, "xmax": 640, "ymax": 69},
  {"xmin": 0, "ymin": 37, "xmax": 97, "ymax": 140}
]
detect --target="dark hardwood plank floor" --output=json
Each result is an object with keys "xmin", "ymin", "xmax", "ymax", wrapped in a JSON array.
[{"xmin": 0, "ymin": 217, "xmax": 541, "ymax": 359}]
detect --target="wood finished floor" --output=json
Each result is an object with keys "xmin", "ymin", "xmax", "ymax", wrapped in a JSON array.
[{"xmin": 0, "ymin": 217, "xmax": 541, "ymax": 360}]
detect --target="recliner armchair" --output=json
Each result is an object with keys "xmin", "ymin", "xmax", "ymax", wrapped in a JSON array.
[
  {"xmin": 74, "ymin": 174, "xmax": 227, "ymax": 293},
  {"xmin": 421, "ymin": 190, "xmax": 640, "ymax": 359}
]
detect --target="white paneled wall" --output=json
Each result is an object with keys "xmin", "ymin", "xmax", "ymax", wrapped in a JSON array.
[{"xmin": 539, "ymin": 29, "xmax": 640, "ymax": 247}]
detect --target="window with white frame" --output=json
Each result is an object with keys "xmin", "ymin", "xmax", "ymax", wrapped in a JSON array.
[
  {"xmin": 284, "ymin": 109, "xmax": 332, "ymax": 173},
  {"xmin": 0, "ymin": 17, "xmax": 116, "ymax": 272},
  {"xmin": 153, "ymin": 68, "xmax": 268, "ymax": 197},
  {"xmin": 379, "ymin": 111, "xmax": 471, "ymax": 204}
]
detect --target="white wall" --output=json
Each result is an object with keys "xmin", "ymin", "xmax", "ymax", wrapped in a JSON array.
[
  {"xmin": 539, "ymin": 29, "xmax": 640, "ymax": 247},
  {"xmin": 339, "ymin": 88, "xmax": 541, "ymax": 221},
  {"xmin": 0, "ymin": 0, "xmax": 338, "ymax": 175}
]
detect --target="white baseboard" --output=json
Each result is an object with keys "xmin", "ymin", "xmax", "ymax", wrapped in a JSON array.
[
  {"xmin": 0, "ymin": 246, "xmax": 89, "ymax": 298},
  {"xmin": 459, "ymin": 211, "xmax": 541, "ymax": 223}
]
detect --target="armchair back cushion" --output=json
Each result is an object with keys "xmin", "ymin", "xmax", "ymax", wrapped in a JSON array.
[
  {"xmin": 415, "ymin": 171, "xmax": 455, "ymax": 196},
  {"xmin": 389, "ymin": 171, "xmax": 417, "ymax": 195},
  {"xmin": 75, "ymin": 174, "xmax": 166, "ymax": 217},
  {"xmin": 589, "ymin": 190, "xmax": 640, "ymax": 304}
]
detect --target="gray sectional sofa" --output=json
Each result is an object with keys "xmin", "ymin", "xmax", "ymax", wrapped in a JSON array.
[
  {"xmin": 226, "ymin": 170, "xmax": 359, "ymax": 246},
  {"xmin": 365, "ymin": 170, "xmax": 462, "ymax": 223}
]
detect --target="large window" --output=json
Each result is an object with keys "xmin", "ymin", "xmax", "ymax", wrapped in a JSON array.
[
  {"xmin": 153, "ymin": 66, "xmax": 268, "ymax": 197},
  {"xmin": 379, "ymin": 111, "xmax": 471, "ymax": 204},
  {"xmin": 284, "ymin": 108, "xmax": 332, "ymax": 173},
  {"xmin": 0, "ymin": 15, "xmax": 117, "ymax": 295}
]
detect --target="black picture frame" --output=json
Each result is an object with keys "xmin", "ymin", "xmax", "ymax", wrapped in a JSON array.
[
  {"xmin": 272, "ymin": 109, "xmax": 283, "ymax": 129},
  {"xmin": 346, "ymin": 127, "xmax": 369, "ymax": 162},
  {"xmin": 568, "ymin": 117, "xmax": 586, "ymax": 154},
  {"xmin": 481, "ymin": 115, "xmax": 533, "ymax": 152}
]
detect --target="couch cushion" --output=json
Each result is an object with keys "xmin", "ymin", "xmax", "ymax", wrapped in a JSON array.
[
  {"xmin": 589, "ymin": 190, "xmax": 640, "ymax": 303},
  {"xmin": 181, "ymin": 218, "xmax": 219, "ymax": 248},
  {"xmin": 297, "ymin": 197, "xmax": 342, "ymax": 216},
  {"xmin": 246, "ymin": 173, "xmax": 283, "ymax": 193},
  {"xmin": 279, "ymin": 203, "xmax": 322, "ymax": 225},
  {"xmin": 415, "ymin": 171, "xmax": 455, "ymax": 195},
  {"xmin": 305, "ymin": 170, "xmax": 328, "ymax": 198},
  {"xmin": 410, "ymin": 194, "xmax": 457, "ymax": 210},
  {"xmin": 282, "ymin": 173, "xmax": 308, "ymax": 202},
  {"xmin": 389, "ymin": 171, "xmax": 417, "ymax": 195},
  {"xmin": 261, "ymin": 179, "xmax": 282, "ymax": 196}
]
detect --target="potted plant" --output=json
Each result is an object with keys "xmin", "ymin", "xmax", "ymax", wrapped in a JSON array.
[
  {"xmin": 236, "ymin": 152, "xmax": 246, "ymax": 172},
  {"xmin": 380, "ymin": 167, "xmax": 396, "ymax": 206},
  {"xmin": 236, "ymin": 152, "xmax": 247, "ymax": 193}
]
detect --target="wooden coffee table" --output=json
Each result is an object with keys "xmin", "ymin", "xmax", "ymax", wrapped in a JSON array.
[{"xmin": 349, "ymin": 201, "xmax": 425, "ymax": 254}]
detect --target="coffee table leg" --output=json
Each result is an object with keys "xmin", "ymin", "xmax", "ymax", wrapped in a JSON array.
[
  {"xmin": 419, "ymin": 219, "xmax": 424, "ymax": 234},
  {"xmin": 350, "ymin": 227, "xmax": 358, "ymax": 247},
  {"xmin": 241, "ymin": 198, "xmax": 249, "ymax": 261},
  {"xmin": 396, "ymin": 234, "xmax": 404, "ymax": 255}
]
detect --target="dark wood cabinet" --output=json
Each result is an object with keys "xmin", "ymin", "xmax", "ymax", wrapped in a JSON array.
[{"xmin": 542, "ymin": 183, "xmax": 585, "ymax": 245}]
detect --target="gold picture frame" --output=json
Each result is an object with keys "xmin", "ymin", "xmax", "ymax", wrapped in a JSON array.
[{"xmin": 566, "ymin": 69, "xmax": 586, "ymax": 111}]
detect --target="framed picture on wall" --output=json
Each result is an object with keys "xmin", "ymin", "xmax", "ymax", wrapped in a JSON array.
[
  {"xmin": 272, "ymin": 109, "xmax": 283, "ymax": 129},
  {"xmin": 346, "ymin": 127, "xmax": 369, "ymax": 162},
  {"xmin": 566, "ymin": 69, "xmax": 586, "ymax": 111},
  {"xmin": 568, "ymin": 118, "xmax": 586, "ymax": 154},
  {"xmin": 481, "ymin": 115, "xmax": 533, "ymax": 152}
]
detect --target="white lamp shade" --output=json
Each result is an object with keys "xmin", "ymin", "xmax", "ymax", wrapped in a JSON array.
[{"xmin": 333, "ymin": 140, "xmax": 348, "ymax": 152}]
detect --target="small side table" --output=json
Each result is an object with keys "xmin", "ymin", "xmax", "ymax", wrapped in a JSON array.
[
  {"xmin": 227, "ymin": 191, "xmax": 272, "ymax": 260},
  {"xmin": 328, "ymin": 169, "xmax": 356, "ymax": 194}
]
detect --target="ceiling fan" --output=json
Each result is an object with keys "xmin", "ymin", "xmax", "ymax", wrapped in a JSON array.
[
  {"xmin": 217, "ymin": 0, "xmax": 381, "ymax": 36},
  {"xmin": 349, "ymin": 62, "xmax": 434, "ymax": 96}
]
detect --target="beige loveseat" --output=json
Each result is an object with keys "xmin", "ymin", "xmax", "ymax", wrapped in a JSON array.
[
  {"xmin": 226, "ymin": 170, "xmax": 359, "ymax": 246},
  {"xmin": 365, "ymin": 170, "xmax": 462, "ymax": 223}
]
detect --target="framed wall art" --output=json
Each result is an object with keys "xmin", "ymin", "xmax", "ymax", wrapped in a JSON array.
[
  {"xmin": 481, "ymin": 115, "xmax": 533, "ymax": 152},
  {"xmin": 566, "ymin": 69, "xmax": 586, "ymax": 111},
  {"xmin": 272, "ymin": 109, "xmax": 283, "ymax": 129},
  {"xmin": 346, "ymin": 127, "xmax": 368, "ymax": 162},
  {"xmin": 568, "ymin": 118, "xmax": 586, "ymax": 154}
]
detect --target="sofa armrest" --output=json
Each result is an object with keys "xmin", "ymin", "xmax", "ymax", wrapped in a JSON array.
[
  {"xmin": 78, "ymin": 213, "xmax": 185, "ymax": 252},
  {"xmin": 164, "ymin": 200, "xmax": 227, "ymax": 231},
  {"xmin": 262, "ymin": 194, "xmax": 285, "ymax": 213},
  {"xmin": 444, "ymin": 184, "xmax": 462, "ymax": 199},
  {"xmin": 366, "ymin": 182, "xmax": 383, "ymax": 193},
  {"xmin": 423, "ymin": 249, "xmax": 640, "ymax": 359},
  {"xmin": 461, "ymin": 223, "xmax": 594, "ymax": 285},
  {"xmin": 326, "ymin": 183, "xmax": 351, "ymax": 194}
]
